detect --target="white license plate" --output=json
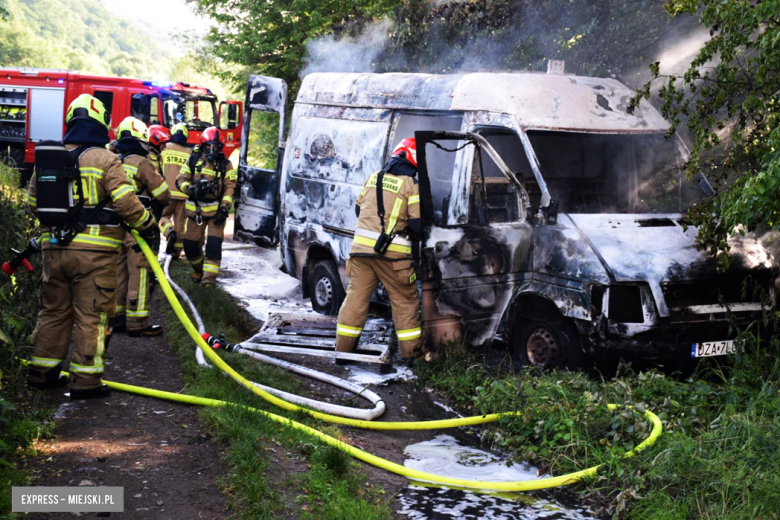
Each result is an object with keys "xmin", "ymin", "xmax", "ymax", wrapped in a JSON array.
[{"xmin": 691, "ymin": 340, "xmax": 737, "ymax": 358}]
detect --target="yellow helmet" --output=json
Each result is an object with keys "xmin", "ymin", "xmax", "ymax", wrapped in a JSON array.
[
  {"xmin": 65, "ymin": 94, "xmax": 111, "ymax": 130},
  {"xmin": 171, "ymin": 122, "xmax": 189, "ymax": 139},
  {"xmin": 117, "ymin": 117, "xmax": 149, "ymax": 142}
]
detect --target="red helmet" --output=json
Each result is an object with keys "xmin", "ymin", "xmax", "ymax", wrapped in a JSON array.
[
  {"xmin": 391, "ymin": 137, "xmax": 417, "ymax": 168},
  {"xmin": 201, "ymin": 126, "xmax": 223, "ymax": 146},
  {"xmin": 148, "ymin": 125, "xmax": 171, "ymax": 148}
]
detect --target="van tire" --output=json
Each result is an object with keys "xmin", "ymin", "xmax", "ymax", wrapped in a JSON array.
[
  {"xmin": 513, "ymin": 313, "xmax": 586, "ymax": 371},
  {"xmin": 309, "ymin": 260, "xmax": 344, "ymax": 316}
]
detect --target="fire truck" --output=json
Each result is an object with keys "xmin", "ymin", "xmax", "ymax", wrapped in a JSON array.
[{"xmin": 0, "ymin": 68, "xmax": 243, "ymax": 171}]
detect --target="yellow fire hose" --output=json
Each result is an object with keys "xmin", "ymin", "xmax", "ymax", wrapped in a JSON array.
[{"xmin": 34, "ymin": 231, "xmax": 665, "ymax": 491}]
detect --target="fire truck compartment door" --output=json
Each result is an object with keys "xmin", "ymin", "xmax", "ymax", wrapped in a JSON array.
[
  {"xmin": 236, "ymin": 75, "xmax": 288, "ymax": 248},
  {"xmin": 29, "ymin": 88, "xmax": 65, "ymax": 142}
]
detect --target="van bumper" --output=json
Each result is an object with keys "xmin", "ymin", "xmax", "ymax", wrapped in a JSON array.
[{"xmin": 588, "ymin": 316, "xmax": 762, "ymax": 361}]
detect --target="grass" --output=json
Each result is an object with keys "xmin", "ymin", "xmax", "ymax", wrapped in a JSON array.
[
  {"xmin": 158, "ymin": 261, "xmax": 393, "ymax": 519},
  {"xmin": 415, "ymin": 340, "xmax": 780, "ymax": 519}
]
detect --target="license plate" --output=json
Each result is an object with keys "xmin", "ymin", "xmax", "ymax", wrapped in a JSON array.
[{"xmin": 691, "ymin": 340, "xmax": 737, "ymax": 358}]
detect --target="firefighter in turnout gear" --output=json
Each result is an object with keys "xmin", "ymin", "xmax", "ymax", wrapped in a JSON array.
[
  {"xmin": 113, "ymin": 117, "xmax": 170, "ymax": 337},
  {"xmin": 25, "ymin": 94, "xmax": 159, "ymax": 399},
  {"xmin": 147, "ymin": 124, "xmax": 171, "ymax": 174},
  {"xmin": 335, "ymin": 138, "xmax": 424, "ymax": 362},
  {"xmin": 159, "ymin": 123, "xmax": 191, "ymax": 258},
  {"xmin": 177, "ymin": 126, "xmax": 236, "ymax": 286}
]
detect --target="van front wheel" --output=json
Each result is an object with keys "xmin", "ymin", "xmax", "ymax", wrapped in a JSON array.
[
  {"xmin": 309, "ymin": 260, "xmax": 344, "ymax": 315},
  {"xmin": 513, "ymin": 314, "xmax": 586, "ymax": 371}
]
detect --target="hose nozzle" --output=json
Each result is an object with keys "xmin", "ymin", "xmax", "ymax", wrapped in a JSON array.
[{"xmin": 2, "ymin": 238, "xmax": 41, "ymax": 275}]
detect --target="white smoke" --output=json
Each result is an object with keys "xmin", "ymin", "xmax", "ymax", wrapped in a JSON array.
[{"xmin": 301, "ymin": 20, "xmax": 392, "ymax": 77}]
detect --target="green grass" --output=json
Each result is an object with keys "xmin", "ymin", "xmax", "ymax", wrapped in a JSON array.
[
  {"xmin": 159, "ymin": 261, "xmax": 392, "ymax": 519},
  {"xmin": 415, "ymin": 343, "xmax": 780, "ymax": 519}
]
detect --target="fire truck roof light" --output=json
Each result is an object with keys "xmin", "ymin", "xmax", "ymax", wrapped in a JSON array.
[
  {"xmin": 144, "ymin": 81, "xmax": 174, "ymax": 88},
  {"xmin": 57, "ymin": 79, "xmax": 64, "ymax": 84}
]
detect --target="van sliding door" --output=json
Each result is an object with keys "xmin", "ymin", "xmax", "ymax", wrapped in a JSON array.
[{"xmin": 235, "ymin": 75, "xmax": 288, "ymax": 248}]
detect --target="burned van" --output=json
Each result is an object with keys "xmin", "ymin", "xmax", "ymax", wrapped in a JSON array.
[{"xmin": 234, "ymin": 70, "xmax": 775, "ymax": 369}]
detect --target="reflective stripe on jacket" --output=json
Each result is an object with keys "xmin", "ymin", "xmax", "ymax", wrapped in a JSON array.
[
  {"xmin": 349, "ymin": 170, "xmax": 420, "ymax": 260},
  {"xmin": 122, "ymin": 154, "xmax": 170, "ymax": 203},
  {"xmin": 27, "ymin": 146, "xmax": 151, "ymax": 251},
  {"xmin": 161, "ymin": 143, "xmax": 192, "ymax": 200},
  {"xmin": 177, "ymin": 156, "xmax": 237, "ymax": 220}
]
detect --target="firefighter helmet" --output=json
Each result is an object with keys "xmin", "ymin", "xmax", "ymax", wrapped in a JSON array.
[
  {"xmin": 65, "ymin": 94, "xmax": 111, "ymax": 130},
  {"xmin": 391, "ymin": 137, "xmax": 417, "ymax": 168},
  {"xmin": 200, "ymin": 126, "xmax": 223, "ymax": 146},
  {"xmin": 171, "ymin": 122, "xmax": 189, "ymax": 140},
  {"xmin": 148, "ymin": 125, "xmax": 171, "ymax": 148},
  {"xmin": 117, "ymin": 117, "xmax": 149, "ymax": 142}
]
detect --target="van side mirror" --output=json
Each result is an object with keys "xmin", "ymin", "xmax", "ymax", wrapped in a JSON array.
[{"xmin": 544, "ymin": 199, "xmax": 559, "ymax": 225}]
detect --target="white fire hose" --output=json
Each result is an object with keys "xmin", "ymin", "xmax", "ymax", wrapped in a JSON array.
[{"xmin": 161, "ymin": 254, "xmax": 386, "ymax": 420}]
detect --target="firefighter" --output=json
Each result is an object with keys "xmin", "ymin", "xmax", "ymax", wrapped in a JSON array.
[
  {"xmin": 113, "ymin": 117, "xmax": 170, "ymax": 336},
  {"xmin": 26, "ymin": 94, "xmax": 159, "ymax": 399},
  {"xmin": 335, "ymin": 138, "xmax": 424, "ymax": 364},
  {"xmin": 158, "ymin": 123, "xmax": 191, "ymax": 258},
  {"xmin": 147, "ymin": 124, "xmax": 171, "ymax": 174},
  {"xmin": 177, "ymin": 127, "xmax": 236, "ymax": 286}
]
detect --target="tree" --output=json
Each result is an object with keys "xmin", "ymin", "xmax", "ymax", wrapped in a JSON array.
[
  {"xmin": 186, "ymin": 0, "xmax": 398, "ymax": 93},
  {"xmin": 630, "ymin": 0, "xmax": 780, "ymax": 268}
]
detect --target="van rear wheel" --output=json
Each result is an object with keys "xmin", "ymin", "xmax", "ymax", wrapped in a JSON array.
[
  {"xmin": 309, "ymin": 260, "xmax": 344, "ymax": 316},
  {"xmin": 513, "ymin": 313, "xmax": 586, "ymax": 371}
]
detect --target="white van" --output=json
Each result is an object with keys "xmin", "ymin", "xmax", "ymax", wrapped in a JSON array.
[{"xmin": 234, "ymin": 69, "xmax": 775, "ymax": 369}]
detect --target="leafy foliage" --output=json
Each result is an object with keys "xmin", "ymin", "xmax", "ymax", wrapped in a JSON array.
[
  {"xmin": 0, "ymin": 166, "xmax": 51, "ymax": 517},
  {"xmin": 0, "ymin": 0, "xmax": 173, "ymax": 78},
  {"xmin": 377, "ymin": 0, "xmax": 698, "ymax": 83},
  {"xmin": 187, "ymin": 0, "xmax": 398, "ymax": 93},
  {"xmin": 630, "ymin": 0, "xmax": 780, "ymax": 268}
]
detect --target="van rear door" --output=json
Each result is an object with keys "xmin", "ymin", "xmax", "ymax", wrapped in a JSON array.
[{"xmin": 235, "ymin": 75, "xmax": 288, "ymax": 247}]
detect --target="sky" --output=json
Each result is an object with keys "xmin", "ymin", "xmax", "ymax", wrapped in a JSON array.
[{"xmin": 98, "ymin": 0, "xmax": 212, "ymax": 54}]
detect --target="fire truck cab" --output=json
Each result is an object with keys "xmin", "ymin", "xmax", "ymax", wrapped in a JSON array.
[{"xmin": 0, "ymin": 68, "xmax": 242, "ymax": 172}]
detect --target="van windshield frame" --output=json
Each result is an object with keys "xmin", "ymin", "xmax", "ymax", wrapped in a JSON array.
[{"xmin": 518, "ymin": 129, "xmax": 714, "ymax": 215}]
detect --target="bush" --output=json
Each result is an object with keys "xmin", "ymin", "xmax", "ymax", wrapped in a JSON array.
[{"xmin": 0, "ymin": 164, "xmax": 46, "ymax": 516}]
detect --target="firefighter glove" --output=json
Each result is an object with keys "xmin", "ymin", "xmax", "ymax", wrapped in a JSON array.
[
  {"xmin": 214, "ymin": 205, "xmax": 229, "ymax": 226},
  {"xmin": 138, "ymin": 213, "xmax": 160, "ymax": 242}
]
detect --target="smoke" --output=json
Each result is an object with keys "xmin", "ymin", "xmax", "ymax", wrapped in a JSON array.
[
  {"xmin": 301, "ymin": 20, "xmax": 392, "ymax": 77},
  {"xmin": 300, "ymin": 1, "xmax": 712, "ymax": 94}
]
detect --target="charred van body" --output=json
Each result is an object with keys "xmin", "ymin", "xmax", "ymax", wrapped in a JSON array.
[{"xmin": 235, "ymin": 70, "xmax": 775, "ymax": 369}]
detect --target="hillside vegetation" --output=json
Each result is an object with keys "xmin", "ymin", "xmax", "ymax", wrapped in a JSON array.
[{"xmin": 0, "ymin": 0, "xmax": 172, "ymax": 77}]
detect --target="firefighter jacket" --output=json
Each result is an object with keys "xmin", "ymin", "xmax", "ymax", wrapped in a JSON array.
[
  {"xmin": 177, "ymin": 154, "xmax": 236, "ymax": 220},
  {"xmin": 161, "ymin": 142, "xmax": 191, "ymax": 201},
  {"xmin": 149, "ymin": 149, "xmax": 161, "ymax": 174},
  {"xmin": 121, "ymin": 154, "xmax": 170, "ymax": 216},
  {"xmin": 350, "ymin": 165, "xmax": 421, "ymax": 260},
  {"xmin": 27, "ymin": 146, "xmax": 153, "ymax": 252}
]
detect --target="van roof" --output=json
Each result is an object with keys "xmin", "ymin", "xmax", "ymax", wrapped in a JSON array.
[{"xmin": 297, "ymin": 72, "xmax": 669, "ymax": 133}]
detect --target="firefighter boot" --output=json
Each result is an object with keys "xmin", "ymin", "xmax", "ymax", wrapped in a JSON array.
[
  {"xmin": 113, "ymin": 313, "xmax": 127, "ymax": 333},
  {"xmin": 26, "ymin": 366, "xmax": 68, "ymax": 390},
  {"xmin": 129, "ymin": 324, "xmax": 164, "ymax": 337}
]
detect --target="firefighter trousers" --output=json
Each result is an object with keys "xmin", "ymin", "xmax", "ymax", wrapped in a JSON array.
[
  {"xmin": 160, "ymin": 199, "xmax": 186, "ymax": 258},
  {"xmin": 116, "ymin": 233, "xmax": 154, "ymax": 332},
  {"xmin": 28, "ymin": 249, "xmax": 117, "ymax": 390},
  {"xmin": 336, "ymin": 256, "xmax": 423, "ymax": 359},
  {"xmin": 182, "ymin": 215, "xmax": 225, "ymax": 285}
]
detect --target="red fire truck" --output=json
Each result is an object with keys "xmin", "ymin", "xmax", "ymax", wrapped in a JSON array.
[{"xmin": 0, "ymin": 68, "xmax": 243, "ymax": 170}]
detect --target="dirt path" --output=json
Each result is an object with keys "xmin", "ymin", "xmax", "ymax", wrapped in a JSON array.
[{"xmin": 25, "ymin": 302, "xmax": 231, "ymax": 519}]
